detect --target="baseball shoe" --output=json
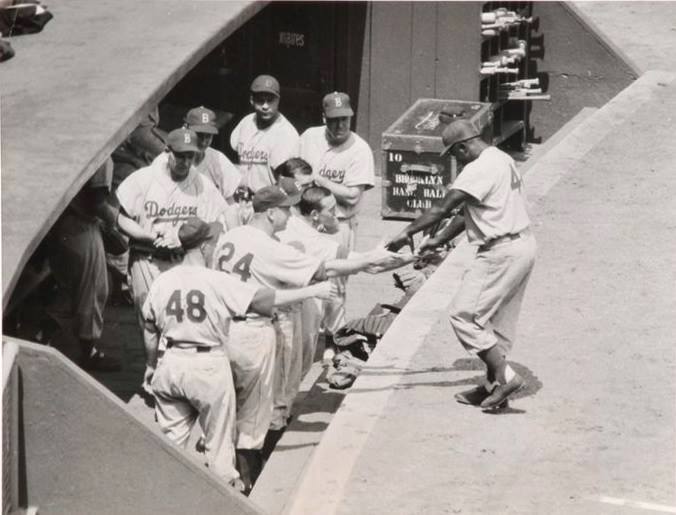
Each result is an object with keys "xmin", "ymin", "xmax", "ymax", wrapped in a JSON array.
[
  {"xmin": 480, "ymin": 374, "xmax": 524, "ymax": 409},
  {"xmin": 455, "ymin": 384, "xmax": 508, "ymax": 409},
  {"xmin": 81, "ymin": 350, "xmax": 122, "ymax": 372}
]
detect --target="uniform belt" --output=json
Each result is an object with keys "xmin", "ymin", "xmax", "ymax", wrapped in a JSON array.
[
  {"xmin": 478, "ymin": 230, "xmax": 528, "ymax": 252},
  {"xmin": 165, "ymin": 340, "xmax": 221, "ymax": 352}
]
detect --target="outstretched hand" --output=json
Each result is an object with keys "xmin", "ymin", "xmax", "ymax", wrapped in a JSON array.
[
  {"xmin": 384, "ymin": 231, "xmax": 414, "ymax": 253},
  {"xmin": 314, "ymin": 281, "xmax": 340, "ymax": 301}
]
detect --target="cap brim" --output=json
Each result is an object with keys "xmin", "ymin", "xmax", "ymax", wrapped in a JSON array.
[
  {"xmin": 279, "ymin": 192, "xmax": 301, "ymax": 207},
  {"xmin": 325, "ymin": 107, "xmax": 354, "ymax": 118},
  {"xmin": 169, "ymin": 143, "xmax": 199, "ymax": 153},
  {"xmin": 440, "ymin": 144, "xmax": 454, "ymax": 157},
  {"xmin": 251, "ymin": 88, "xmax": 280, "ymax": 97},
  {"xmin": 189, "ymin": 124, "xmax": 219, "ymax": 135}
]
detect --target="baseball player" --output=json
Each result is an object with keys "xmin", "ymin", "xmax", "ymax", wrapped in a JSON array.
[
  {"xmin": 385, "ymin": 119, "xmax": 536, "ymax": 409},
  {"xmin": 116, "ymin": 127, "xmax": 228, "ymax": 334},
  {"xmin": 298, "ymin": 91, "xmax": 375, "ymax": 252},
  {"xmin": 211, "ymin": 180, "xmax": 398, "ymax": 455},
  {"xmin": 46, "ymin": 157, "xmax": 121, "ymax": 371},
  {"xmin": 184, "ymin": 106, "xmax": 241, "ymax": 204},
  {"xmin": 143, "ymin": 217, "xmax": 336, "ymax": 490},
  {"xmin": 278, "ymin": 184, "xmax": 413, "ymax": 377},
  {"xmin": 230, "ymin": 74, "xmax": 299, "ymax": 192}
]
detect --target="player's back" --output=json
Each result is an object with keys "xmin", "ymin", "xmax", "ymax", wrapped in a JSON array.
[
  {"xmin": 211, "ymin": 225, "xmax": 320, "ymax": 291},
  {"xmin": 146, "ymin": 265, "xmax": 256, "ymax": 346}
]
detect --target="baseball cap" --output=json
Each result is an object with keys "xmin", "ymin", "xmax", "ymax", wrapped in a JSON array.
[
  {"xmin": 166, "ymin": 128, "xmax": 199, "ymax": 153},
  {"xmin": 323, "ymin": 92, "xmax": 354, "ymax": 118},
  {"xmin": 252, "ymin": 184, "xmax": 301, "ymax": 212},
  {"xmin": 440, "ymin": 119, "xmax": 481, "ymax": 156},
  {"xmin": 250, "ymin": 74, "xmax": 280, "ymax": 97},
  {"xmin": 178, "ymin": 217, "xmax": 222, "ymax": 250},
  {"xmin": 277, "ymin": 176, "xmax": 303, "ymax": 202},
  {"xmin": 185, "ymin": 106, "xmax": 218, "ymax": 135}
]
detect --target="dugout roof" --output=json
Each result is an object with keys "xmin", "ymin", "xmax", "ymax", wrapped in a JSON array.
[{"xmin": 1, "ymin": 0, "xmax": 266, "ymax": 307}]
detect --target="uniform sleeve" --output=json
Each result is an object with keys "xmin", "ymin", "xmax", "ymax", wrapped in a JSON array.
[
  {"xmin": 141, "ymin": 283, "xmax": 158, "ymax": 324},
  {"xmin": 200, "ymin": 179, "xmax": 229, "ymax": 224},
  {"xmin": 298, "ymin": 129, "xmax": 318, "ymax": 170},
  {"xmin": 215, "ymin": 272, "xmax": 259, "ymax": 317},
  {"xmin": 229, "ymin": 119, "xmax": 242, "ymax": 154},
  {"xmin": 269, "ymin": 125, "xmax": 300, "ymax": 169},
  {"xmin": 258, "ymin": 241, "xmax": 322, "ymax": 287},
  {"xmin": 450, "ymin": 158, "xmax": 496, "ymax": 202},
  {"xmin": 217, "ymin": 152, "xmax": 242, "ymax": 199},
  {"xmin": 343, "ymin": 142, "xmax": 375, "ymax": 190},
  {"xmin": 116, "ymin": 170, "xmax": 144, "ymax": 219}
]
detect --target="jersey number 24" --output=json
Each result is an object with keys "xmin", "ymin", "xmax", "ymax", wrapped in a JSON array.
[{"xmin": 217, "ymin": 242, "xmax": 253, "ymax": 282}]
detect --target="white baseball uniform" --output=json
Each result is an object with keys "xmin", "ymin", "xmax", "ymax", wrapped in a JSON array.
[
  {"xmin": 278, "ymin": 214, "xmax": 347, "ymax": 377},
  {"xmin": 143, "ymin": 265, "xmax": 259, "ymax": 483},
  {"xmin": 117, "ymin": 152, "xmax": 227, "ymax": 324},
  {"xmin": 212, "ymin": 225, "xmax": 322, "ymax": 432},
  {"xmin": 192, "ymin": 147, "xmax": 242, "ymax": 201},
  {"xmin": 448, "ymin": 146, "xmax": 535, "ymax": 356},
  {"xmin": 298, "ymin": 126, "xmax": 375, "ymax": 251},
  {"xmin": 230, "ymin": 112, "xmax": 299, "ymax": 192}
]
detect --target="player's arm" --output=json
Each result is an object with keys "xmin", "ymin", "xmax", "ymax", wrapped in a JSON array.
[
  {"xmin": 385, "ymin": 189, "xmax": 473, "ymax": 251},
  {"xmin": 117, "ymin": 212, "xmax": 157, "ymax": 243},
  {"xmin": 312, "ymin": 175, "xmax": 365, "ymax": 207},
  {"xmin": 249, "ymin": 282, "xmax": 339, "ymax": 316},
  {"xmin": 420, "ymin": 214, "xmax": 466, "ymax": 251}
]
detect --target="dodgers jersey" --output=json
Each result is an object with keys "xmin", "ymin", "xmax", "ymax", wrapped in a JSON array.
[
  {"xmin": 298, "ymin": 127, "xmax": 375, "ymax": 219},
  {"xmin": 143, "ymin": 265, "xmax": 259, "ymax": 347},
  {"xmin": 277, "ymin": 214, "xmax": 345, "ymax": 262},
  {"xmin": 211, "ymin": 225, "xmax": 321, "ymax": 290},
  {"xmin": 117, "ymin": 153, "xmax": 227, "ymax": 237},
  {"xmin": 230, "ymin": 113, "xmax": 299, "ymax": 192},
  {"xmin": 153, "ymin": 150, "xmax": 241, "ymax": 201},
  {"xmin": 451, "ymin": 146, "xmax": 531, "ymax": 245}
]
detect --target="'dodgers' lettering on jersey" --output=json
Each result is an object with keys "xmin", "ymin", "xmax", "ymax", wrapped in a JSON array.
[
  {"xmin": 319, "ymin": 167, "xmax": 346, "ymax": 183},
  {"xmin": 145, "ymin": 201, "xmax": 198, "ymax": 226},
  {"xmin": 237, "ymin": 146, "xmax": 269, "ymax": 165}
]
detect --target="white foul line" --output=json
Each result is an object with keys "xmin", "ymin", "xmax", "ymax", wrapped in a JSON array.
[{"xmin": 597, "ymin": 496, "xmax": 676, "ymax": 513}]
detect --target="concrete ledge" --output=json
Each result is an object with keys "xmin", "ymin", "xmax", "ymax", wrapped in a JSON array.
[{"xmin": 564, "ymin": 2, "xmax": 642, "ymax": 76}]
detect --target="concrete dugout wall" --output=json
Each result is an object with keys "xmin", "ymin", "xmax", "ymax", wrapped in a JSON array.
[{"xmin": 3, "ymin": 339, "xmax": 264, "ymax": 515}]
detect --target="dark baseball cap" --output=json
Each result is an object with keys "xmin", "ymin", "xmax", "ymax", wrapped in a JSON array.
[
  {"xmin": 253, "ymin": 183, "xmax": 301, "ymax": 212},
  {"xmin": 323, "ymin": 91, "xmax": 353, "ymax": 118},
  {"xmin": 166, "ymin": 128, "xmax": 199, "ymax": 153},
  {"xmin": 185, "ymin": 106, "xmax": 218, "ymax": 135},
  {"xmin": 440, "ymin": 119, "xmax": 481, "ymax": 156},
  {"xmin": 178, "ymin": 217, "xmax": 222, "ymax": 250},
  {"xmin": 251, "ymin": 74, "xmax": 280, "ymax": 97}
]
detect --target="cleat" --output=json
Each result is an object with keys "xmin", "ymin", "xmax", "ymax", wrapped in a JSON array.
[
  {"xmin": 455, "ymin": 384, "xmax": 494, "ymax": 406},
  {"xmin": 480, "ymin": 374, "xmax": 524, "ymax": 409}
]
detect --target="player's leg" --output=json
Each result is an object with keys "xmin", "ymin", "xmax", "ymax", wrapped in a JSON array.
[
  {"xmin": 227, "ymin": 319, "xmax": 276, "ymax": 450},
  {"xmin": 151, "ymin": 352, "xmax": 197, "ymax": 447},
  {"xmin": 490, "ymin": 234, "xmax": 537, "ymax": 357},
  {"xmin": 282, "ymin": 308, "xmax": 304, "ymax": 421},
  {"xmin": 271, "ymin": 312, "xmax": 295, "ymax": 431},
  {"xmin": 300, "ymin": 298, "xmax": 322, "ymax": 377},
  {"xmin": 190, "ymin": 352, "xmax": 239, "ymax": 484}
]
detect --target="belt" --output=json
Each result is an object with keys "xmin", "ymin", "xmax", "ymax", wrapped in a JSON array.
[
  {"xmin": 165, "ymin": 340, "xmax": 221, "ymax": 353},
  {"xmin": 478, "ymin": 230, "xmax": 528, "ymax": 252}
]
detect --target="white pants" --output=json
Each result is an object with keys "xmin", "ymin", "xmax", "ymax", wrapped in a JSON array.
[
  {"xmin": 227, "ymin": 318, "xmax": 276, "ymax": 450},
  {"xmin": 271, "ymin": 308, "xmax": 303, "ymax": 430},
  {"xmin": 449, "ymin": 233, "xmax": 536, "ymax": 356},
  {"xmin": 151, "ymin": 348, "xmax": 238, "ymax": 482}
]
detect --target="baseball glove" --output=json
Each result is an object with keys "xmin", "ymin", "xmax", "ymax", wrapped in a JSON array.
[{"xmin": 100, "ymin": 224, "xmax": 129, "ymax": 256}]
